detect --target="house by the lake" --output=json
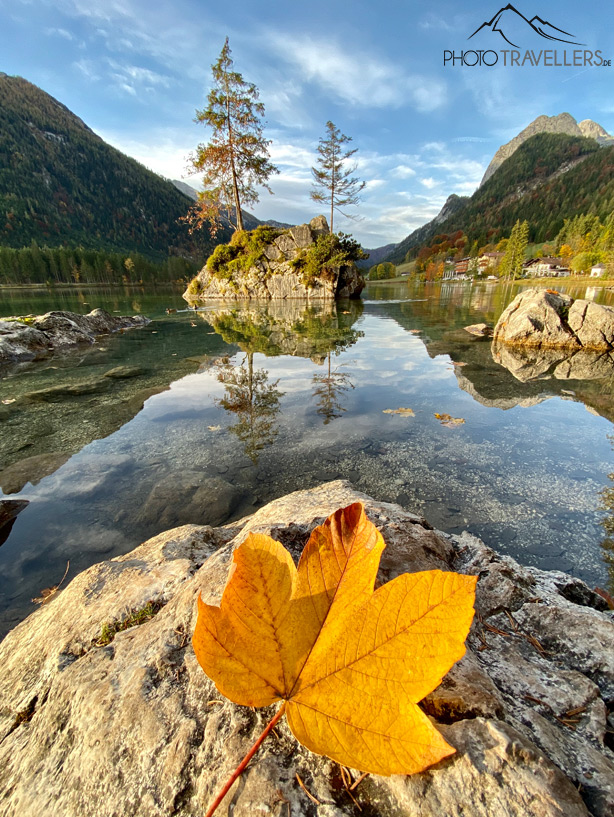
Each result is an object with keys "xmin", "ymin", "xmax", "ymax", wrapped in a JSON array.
[
  {"xmin": 443, "ymin": 257, "xmax": 471, "ymax": 280},
  {"xmin": 591, "ymin": 263, "xmax": 607, "ymax": 278},
  {"xmin": 523, "ymin": 257, "xmax": 570, "ymax": 277},
  {"xmin": 478, "ymin": 252, "xmax": 503, "ymax": 272}
]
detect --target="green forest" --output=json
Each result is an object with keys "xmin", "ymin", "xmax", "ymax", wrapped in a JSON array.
[
  {"xmin": 0, "ymin": 242, "xmax": 199, "ymax": 285},
  {"xmin": 388, "ymin": 133, "xmax": 614, "ymax": 265},
  {"xmin": 0, "ymin": 75, "xmax": 229, "ymax": 271}
]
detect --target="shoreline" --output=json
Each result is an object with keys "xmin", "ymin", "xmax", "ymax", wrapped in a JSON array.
[{"xmin": 0, "ymin": 282, "xmax": 187, "ymax": 291}]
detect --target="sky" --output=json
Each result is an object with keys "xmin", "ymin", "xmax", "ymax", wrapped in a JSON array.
[{"xmin": 1, "ymin": 0, "xmax": 613, "ymax": 248}]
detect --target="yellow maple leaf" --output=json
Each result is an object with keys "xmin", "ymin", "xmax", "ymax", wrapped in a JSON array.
[
  {"xmin": 193, "ymin": 503, "xmax": 476, "ymax": 776},
  {"xmin": 383, "ymin": 407, "xmax": 415, "ymax": 417}
]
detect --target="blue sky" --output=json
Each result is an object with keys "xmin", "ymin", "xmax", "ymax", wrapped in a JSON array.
[{"xmin": 1, "ymin": 0, "xmax": 613, "ymax": 247}]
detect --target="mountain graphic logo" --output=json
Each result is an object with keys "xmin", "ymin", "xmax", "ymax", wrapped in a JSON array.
[{"xmin": 469, "ymin": 4, "xmax": 585, "ymax": 48}]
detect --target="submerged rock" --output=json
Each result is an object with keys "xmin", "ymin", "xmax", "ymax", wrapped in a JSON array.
[
  {"xmin": 0, "ymin": 482, "xmax": 612, "ymax": 816},
  {"xmin": 0, "ymin": 452, "xmax": 71, "ymax": 495},
  {"xmin": 464, "ymin": 323, "xmax": 493, "ymax": 337},
  {"xmin": 493, "ymin": 289, "xmax": 614, "ymax": 350},
  {"xmin": 0, "ymin": 309, "xmax": 150, "ymax": 365}
]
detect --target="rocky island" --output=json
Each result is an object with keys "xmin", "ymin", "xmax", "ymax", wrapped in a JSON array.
[
  {"xmin": 0, "ymin": 482, "xmax": 612, "ymax": 817},
  {"xmin": 183, "ymin": 217, "xmax": 365, "ymax": 303}
]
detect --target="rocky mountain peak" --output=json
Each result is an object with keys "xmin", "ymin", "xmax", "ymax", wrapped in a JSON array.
[
  {"xmin": 578, "ymin": 119, "xmax": 611, "ymax": 140},
  {"xmin": 480, "ymin": 112, "xmax": 611, "ymax": 186}
]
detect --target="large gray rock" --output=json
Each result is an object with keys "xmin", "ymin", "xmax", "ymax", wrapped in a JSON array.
[
  {"xmin": 0, "ymin": 309, "xmax": 150, "ymax": 365},
  {"xmin": 184, "ymin": 217, "xmax": 365, "ymax": 302},
  {"xmin": 0, "ymin": 482, "xmax": 612, "ymax": 817},
  {"xmin": 0, "ymin": 321, "xmax": 51, "ymax": 363},
  {"xmin": 493, "ymin": 289, "xmax": 614, "ymax": 351}
]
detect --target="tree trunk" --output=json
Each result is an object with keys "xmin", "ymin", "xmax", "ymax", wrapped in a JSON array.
[{"xmin": 226, "ymin": 82, "xmax": 244, "ymax": 232}]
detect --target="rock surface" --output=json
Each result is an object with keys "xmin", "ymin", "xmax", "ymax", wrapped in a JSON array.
[
  {"xmin": 0, "ymin": 309, "xmax": 150, "ymax": 365},
  {"xmin": 464, "ymin": 323, "xmax": 493, "ymax": 337},
  {"xmin": 0, "ymin": 481, "xmax": 612, "ymax": 817},
  {"xmin": 493, "ymin": 289, "xmax": 614, "ymax": 351},
  {"xmin": 184, "ymin": 217, "xmax": 365, "ymax": 302}
]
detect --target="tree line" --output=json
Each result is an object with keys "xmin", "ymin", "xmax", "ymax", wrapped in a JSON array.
[{"xmin": 0, "ymin": 242, "xmax": 198, "ymax": 286}]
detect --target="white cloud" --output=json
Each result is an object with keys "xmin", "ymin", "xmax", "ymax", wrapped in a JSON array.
[
  {"xmin": 393, "ymin": 165, "xmax": 417, "ymax": 178},
  {"xmin": 73, "ymin": 59, "xmax": 100, "ymax": 81},
  {"xmin": 106, "ymin": 59, "xmax": 172, "ymax": 96},
  {"xmin": 423, "ymin": 141, "xmax": 446, "ymax": 152},
  {"xmin": 419, "ymin": 13, "xmax": 454, "ymax": 32},
  {"xmin": 420, "ymin": 177, "xmax": 438, "ymax": 189},
  {"xmin": 95, "ymin": 128, "xmax": 194, "ymax": 180},
  {"xmin": 46, "ymin": 27, "xmax": 74, "ymax": 40},
  {"xmin": 266, "ymin": 33, "xmax": 447, "ymax": 112}
]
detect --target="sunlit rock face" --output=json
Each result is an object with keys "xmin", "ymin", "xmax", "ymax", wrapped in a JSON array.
[
  {"xmin": 183, "ymin": 216, "xmax": 365, "ymax": 302},
  {"xmin": 0, "ymin": 481, "xmax": 612, "ymax": 817},
  {"xmin": 493, "ymin": 289, "xmax": 614, "ymax": 351}
]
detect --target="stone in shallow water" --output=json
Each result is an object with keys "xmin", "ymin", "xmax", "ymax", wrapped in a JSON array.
[
  {"xmin": 0, "ymin": 452, "xmax": 71, "ymax": 494},
  {"xmin": 137, "ymin": 472, "xmax": 242, "ymax": 530},
  {"xmin": 103, "ymin": 366, "xmax": 145, "ymax": 379},
  {"xmin": 464, "ymin": 323, "xmax": 493, "ymax": 337}
]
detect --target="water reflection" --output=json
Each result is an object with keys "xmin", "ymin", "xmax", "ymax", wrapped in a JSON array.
[
  {"xmin": 202, "ymin": 299, "xmax": 364, "ymax": 362},
  {"xmin": 0, "ymin": 316, "xmax": 234, "ymax": 486},
  {"xmin": 312, "ymin": 352, "xmax": 355, "ymax": 424},
  {"xmin": 2, "ymin": 282, "xmax": 614, "ymax": 640},
  {"xmin": 492, "ymin": 343, "xmax": 614, "ymax": 384},
  {"xmin": 216, "ymin": 352, "xmax": 283, "ymax": 464}
]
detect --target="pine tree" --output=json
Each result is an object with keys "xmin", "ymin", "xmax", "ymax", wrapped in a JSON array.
[
  {"xmin": 500, "ymin": 219, "xmax": 529, "ymax": 280},
  {"xmin": 189, "ymin": 38, "xmax": 278, "ymax": 234},
  {"xmin": 311, "ymin": 121, "xmax": 365, "ymax": 233}
]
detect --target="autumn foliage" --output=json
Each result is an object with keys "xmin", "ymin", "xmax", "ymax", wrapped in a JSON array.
[{"xmin": 193, "ymin": 503, "xmax": 477, "ymax": 782}]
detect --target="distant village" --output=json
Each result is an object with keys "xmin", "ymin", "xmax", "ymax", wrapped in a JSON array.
[{"xmin": 442, "ymin": 253, "xmax": 607, "ymax": 281}]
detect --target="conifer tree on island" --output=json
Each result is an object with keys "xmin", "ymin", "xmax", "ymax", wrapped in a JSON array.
[
  {"xmin": 188, "ymin": 38, "xmax": 278, "ymax": 235},
  {"xmin": 311, "ymin": 121, "xmax": 366, "ymax": 234}
]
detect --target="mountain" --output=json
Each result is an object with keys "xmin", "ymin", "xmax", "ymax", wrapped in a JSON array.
[
  {"xmin": 481, "ymin": 112, "xmax": 612, "ymax": 185},
  {"xmin": 385, "ymin": 132, "xmax": 614, "ymax": 265},
  {"xmin": 469, "ymin": 4, "xmax": 583, "ymax": 48},
  {"xmin": 385, "ymin": 194, "xmax": 468, "ymax": 265},
  {"xmin": 355, "ymin": 243, "xmax": 398, "ymax": 269},
  {"xmin": 0, "ymin": 74, "xmax": 230, "ymax": 261}
]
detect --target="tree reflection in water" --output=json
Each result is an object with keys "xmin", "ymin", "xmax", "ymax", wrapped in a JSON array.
[
  {"xmin": 312, "ymin": 350, "xmax": 354, "ymax": 424},
  {"xmin": 215, "ymin": 351, "xmax": 283, "ymax": 464}
]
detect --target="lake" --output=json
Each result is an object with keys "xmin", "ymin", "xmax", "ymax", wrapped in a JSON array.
[{"xmin": 1, "ymin": 280, "xmax": 613, "ymax": 638}]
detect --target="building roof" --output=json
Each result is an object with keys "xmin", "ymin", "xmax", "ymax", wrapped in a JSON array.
[{"xmin": 524, "ymin": 256, "xmax": 565, "ymax": 268}]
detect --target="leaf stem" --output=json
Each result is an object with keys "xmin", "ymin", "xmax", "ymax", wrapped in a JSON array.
[{"xmin": 205, "ymin": 701, "xmax": 287, "ymax": 817}]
